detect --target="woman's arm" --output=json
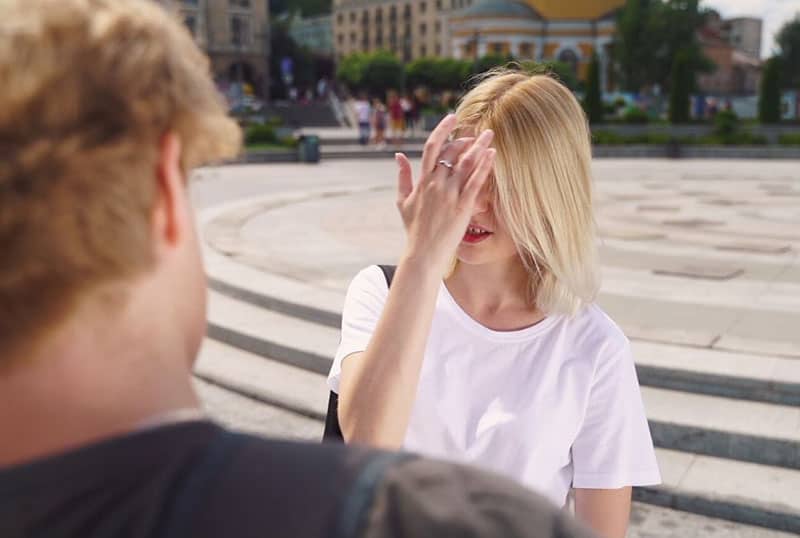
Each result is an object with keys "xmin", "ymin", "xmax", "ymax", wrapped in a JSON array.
[
  {"xmin": 338, "ymin": 115, "xmax": 495, "ymax": 449},
  {"xmin": 574, "ymin": 487, "xmax": 632, "ymax": 538}
]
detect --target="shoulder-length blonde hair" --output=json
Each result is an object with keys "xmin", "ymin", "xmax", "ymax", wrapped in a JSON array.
[{"xmin": 455, "ymin": 69, "xmax": 599, "ymax": 316}]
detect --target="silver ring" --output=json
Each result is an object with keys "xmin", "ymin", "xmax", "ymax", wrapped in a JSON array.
[{"xmin": 437, "ymin": 159, "xmax": 454, "ymax": 170}]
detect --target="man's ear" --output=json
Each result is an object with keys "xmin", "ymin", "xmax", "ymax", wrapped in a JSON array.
[{"xmin": 152, "ymin": 132, "xmax": 188, "ymax": 250}]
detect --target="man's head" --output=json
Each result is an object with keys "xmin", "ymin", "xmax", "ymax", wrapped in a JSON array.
[{"xmin": 0, "ymin": 0, "xmax": 241, "ymax": 365}]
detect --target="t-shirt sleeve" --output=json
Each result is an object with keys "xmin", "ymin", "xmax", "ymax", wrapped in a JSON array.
[
  {"xmin": 327, "ymin": 265, "xmax": 389, "ymax": 394},
  {"xmin": 571, "ymin": 340, "xmax": 662, "ymax": 489}
]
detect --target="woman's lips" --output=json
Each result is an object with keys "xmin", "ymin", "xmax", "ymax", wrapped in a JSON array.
[{"xmin": 462, "ymin": 226, "xmax": 493, "ymax": 244}]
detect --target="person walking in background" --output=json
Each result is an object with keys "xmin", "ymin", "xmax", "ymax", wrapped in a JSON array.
[
  {"xmin": 329, "ymin": 71, "xmax": 661, "ymax": 538},
  {"xmin": 354, "ymin": 93, "xmax": 371, "ymax": 146},
  {"xmin": 0, "ymin": 2, "xmax": 601, "ymax": 538},
  {"xmin": 401, "ymin": 93, "xmax": 414, "ymax": 137},
  {"xmin": 389, "ymin": 93, "xmax": 406, "ymax": 145},
  {"xmin": 371, "ymin": 97, "xmax": 387, "ymax": 149}
]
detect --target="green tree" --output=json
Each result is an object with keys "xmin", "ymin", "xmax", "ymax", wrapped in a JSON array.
[
  {"xmin": 471, "ymin": 54, "xmax": 514, "ymax": 77},
  {"xmin": 336, "ymin": 52, "xmax": 368, "ymax": 91},
  {"xmin": 613, "ymin": 0, "xmax": 713, "ymax": 93},
  {"xmin": 437, "ymin": 58, "xmax": 473, "ymax": 91},
  {"xmin": 406, "ymin": 58, "xmax": 440, "ymax": 90},
  {"xmin": 542, "ymin": 61, "xmax": 580, "ymax": 91},
  {"xmin": 776, "ymin": 15, "xmax": 800, "ymax": 89},
  {"xmin": 668, "ymin": 50, "xmax": 691, "ymax": 123},
  {"xmin": 583, "ymin": 53, "xmax": 604, "ymax": 123},
  {"xmin": 613, "ymin": 0, "xmax": 657, "ymax": 91},
  {"xmin": 759, "ymin": 57, "xmax": 783, "ymax": 124},
  {"xmin": 361, "ymin": 51, "xmax": 405, "ymax": 95}
]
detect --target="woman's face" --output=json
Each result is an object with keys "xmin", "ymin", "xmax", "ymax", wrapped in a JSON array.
[{"xmin": 456, "ymin": 177, "xmax": 519, "ymax": 266}]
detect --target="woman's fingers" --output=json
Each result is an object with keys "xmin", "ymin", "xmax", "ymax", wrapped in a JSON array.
[
  {"xmin": 431, "ymin": 136, "xmax": 475, "ymax": 179},
  {"xmin": 395, "ymin": 152, "xmax": 413, "ymax": 204},
  {"xmin": 420, "ymin": 114, "xmax": 457, "ymax": 177},
  {"xmin": 451, "ymin": 129, "xmax": 494, "ymax": 189},
  {"xmin": 460, "ymin": 149, "xmax": 496, "ymax": 209}
]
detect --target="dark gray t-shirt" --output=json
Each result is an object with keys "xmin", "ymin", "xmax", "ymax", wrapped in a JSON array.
[{"xmin": 0, "ymin": 421, "xmax": 594, "ymax": 538}]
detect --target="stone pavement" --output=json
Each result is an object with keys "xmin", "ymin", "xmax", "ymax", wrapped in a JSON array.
[{"xmin": 190, "ymin": 158, "xmax": 800, "ymax": 537}]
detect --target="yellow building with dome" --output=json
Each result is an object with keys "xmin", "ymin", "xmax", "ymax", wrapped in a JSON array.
[{"xmin": 450, "ymin": 0, "xmax": 624, "ymax": 89}]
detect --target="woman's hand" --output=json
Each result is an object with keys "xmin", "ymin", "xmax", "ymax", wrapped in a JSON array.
[{"xmin": 395, "ymin": 114, "xmax": 496, "ymax": 275}]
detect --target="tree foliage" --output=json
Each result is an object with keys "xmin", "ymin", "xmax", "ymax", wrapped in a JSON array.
[
  {"xmin": 776, "ymin": 15, "xmax": 800, "ymax": 89},
  {"xmin": 336, "ymin": 51, "xmax": 404, "ymax": 95},
  {"xmin": 668, "ymin": 50, "xmax": 691, "ymax": 123},
  {"xmin": 613, "ymin": 0, "xmax": 713, "ymax": 93},
  {"xmin": 759, "ymin": 57, "xmax": 783, "ymax": 124},
  {"xmin": 583, "ymin": 53, "xmax": 604, "ymax": 124},
  {"xmin": 406, "ymin": 58, "xmax": 472, "ymax": 91}
]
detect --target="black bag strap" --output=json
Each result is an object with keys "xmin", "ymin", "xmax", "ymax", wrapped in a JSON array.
[
  {"xmin": 160, "ymin": 429, "xmax": 247, "ymax": 538},
  {"xmin": 322, "ymin": 265, "xmax": 397, "ymax": 444}
]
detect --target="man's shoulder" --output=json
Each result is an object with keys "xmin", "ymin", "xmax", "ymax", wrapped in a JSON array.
[
  {"xmin": 364, "ymin": 457, "xmax": 595, "ymax": 538},
  {"xmin": 187, "ymin": 430, "xmax": 593, "ymax": 538}
]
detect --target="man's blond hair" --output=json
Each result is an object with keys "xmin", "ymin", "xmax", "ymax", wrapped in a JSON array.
[{"xmin": 0, "ymin": 0, "xmax": 241, "ymax": 357}]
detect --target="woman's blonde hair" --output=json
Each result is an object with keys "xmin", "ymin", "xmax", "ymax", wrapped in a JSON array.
[{"xmin": 455, "ymin": 69, "xmax": 599, "ymax": 316}]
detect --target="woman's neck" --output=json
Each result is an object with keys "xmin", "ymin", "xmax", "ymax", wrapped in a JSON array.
[{"xmin": 445, "ymin": 258, "xmax": 544, "ymax": 331}]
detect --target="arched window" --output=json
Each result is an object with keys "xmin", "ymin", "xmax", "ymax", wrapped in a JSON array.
[{"xmin": 557, "ymin": 49, "xmax": 579, "ymax": 76}]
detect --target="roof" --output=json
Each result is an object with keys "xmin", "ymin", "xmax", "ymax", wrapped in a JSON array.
[
  {"xmin": 526, "ymin": 0, "xmax": 624, "ymax": 20},
  {"xmin": 460, "ymin": 0, "xmax": 541, "ymax": 19}
]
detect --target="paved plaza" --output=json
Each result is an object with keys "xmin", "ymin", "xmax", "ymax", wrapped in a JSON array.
[{"xmin": 190, "ymin": 158, "xmax": 800, "ymax": 537}]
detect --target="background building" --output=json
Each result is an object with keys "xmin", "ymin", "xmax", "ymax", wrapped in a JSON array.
[
  {"xmin": 450, "ymin": 0, "xmax": 623, "ymax": 89},
  {"xmin": 289, "ymin": 13, "xmax": 335, "ymax": 56},
  {"xmin": 158, "ymin": 0, "xmax": 270, "ymax": 100},
  {"xmin": 332, "ymin": 0, "xmax": 476, "ymax": 62},
  {"xmin": 698, "ymin": 11, "xmax": 763, "ymax": 96}
]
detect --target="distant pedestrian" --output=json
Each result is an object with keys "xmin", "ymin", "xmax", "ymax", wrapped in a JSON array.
[
  {"xmin": 401, "ymin": 94, "xmax": 414, "ymax": 136},
  {"xmin": 354, "ymin": 93, "xmax": 371, "ymax": 145},
  {"xmin": 389, "ymin": 94, "xmax": 406, "ymax": 145},
  {"xmin": 372, "ymin": 98, "xmax": 387, "ymax": 149}
]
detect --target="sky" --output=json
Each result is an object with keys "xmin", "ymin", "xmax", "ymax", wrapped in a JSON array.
[{"xmin": 703, "ymin": 0, "xmax": 800, "ymax": 57}]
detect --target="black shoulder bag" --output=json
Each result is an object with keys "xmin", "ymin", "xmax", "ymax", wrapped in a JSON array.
[{"xmin": 323, "ymin": 264, "xmax": 396, "ymax": 443}]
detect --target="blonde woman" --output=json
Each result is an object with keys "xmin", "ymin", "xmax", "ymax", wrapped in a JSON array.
[{"xmin": 327, "ymin": 71, "xmax": 661, "ymax": 538}]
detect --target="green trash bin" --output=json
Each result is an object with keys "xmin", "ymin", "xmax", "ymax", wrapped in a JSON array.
[{"xmin": 297, "ymin": 135, "xmax": 320, "ymax": 163}]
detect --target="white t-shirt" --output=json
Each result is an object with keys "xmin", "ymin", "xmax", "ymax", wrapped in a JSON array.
[
  {"xmin": 328, "ymin": 265, "xmax": 662, "ymax": 507},
  {"xmin": 354, "ymin": 100, "xmax": 371, "ymax": 123}
]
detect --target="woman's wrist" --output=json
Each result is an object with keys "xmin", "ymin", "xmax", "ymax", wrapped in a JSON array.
[{"xmin": 397, "ymin": 250, "xmax": 447, "ymax": 284}]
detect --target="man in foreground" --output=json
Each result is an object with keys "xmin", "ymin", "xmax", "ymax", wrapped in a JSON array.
[{"xmin": 0, "ymin": 1, "xmax": 595, "ymax": 536}]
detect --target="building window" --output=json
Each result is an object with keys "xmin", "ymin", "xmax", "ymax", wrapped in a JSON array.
[
  {"xmin": 420, "ymin": 23, "xmax": 427, "ymax": 35},
  {"xmin": 350, "ymin": 32, "xmax": 356, "ymax": 43},
  {"xmin": 404, "ymin": 4, "xmax": 411, "ymax": 20},
  {"xmin": 229, "ymin": 0, "xmax": 250, "ymax": 8},
  {"xmin": 390, "ymin": 6, "xmax": 397, "ymax": 21},
  {"xmin": 436, "ymin": 0, "xmax": 442, "ymax": 9},
  {"xmin": 338, "ymin": 34, "xmax": 344, "ymax": 45},
  {"xmin": 435, "ymin": 43, "xmax": 441, "ymax": 55},
  {"xmin": 230, "ymin": 15, "xmax": 250, "ymax": 46},
  {"xmin": 435, "ymin": 21, "xmax": 441, "ymax": 32},
  {"xmin": 350, "ymin": 12, "xmax": 356, "ymax": 23},
  {"xmin": 519, "ymin": 42, "xmax": 533, "ymax": 58},
  {"xmin": 489, "ymin": 42, "xmax": 505, "ymax": 55},
  {"xmin": 337, "ymin": 13, "xmax": 343, "ymax": 25},
  {"xmin": 420, "ymin": 1, "xmax": 427, "ymax": 14},
  {"xmin": 376, "ymin": 7, "xmax": 383, "ymax": 23},
  {"xmin": 420, "ymin": 44, "xmax": 427, "ymax": 56}
]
